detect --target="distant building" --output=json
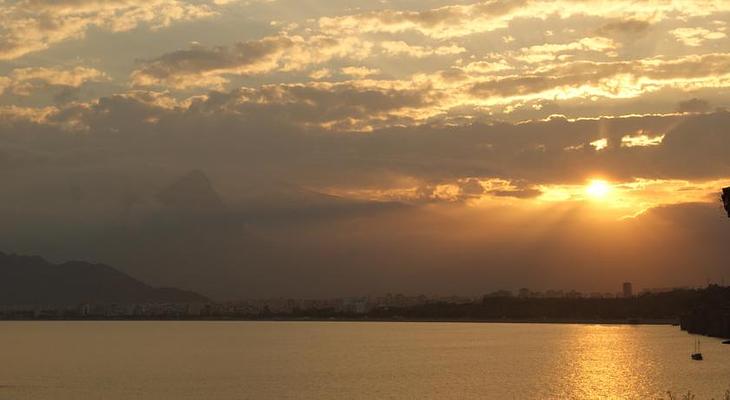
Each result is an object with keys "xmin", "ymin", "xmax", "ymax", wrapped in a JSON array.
[
  {"xmin": 340, "ymin": 297, "xmax": 369, "ymax": 314},
  {"xmin": 545, "ymin": 290, "xmax": 564, "ymax": 298},
  {"xmin": 622, "ymin": 282, "xmax": 633, "ymax": 298},
  {"xmin": 484, "ymin": 290, "xmax": 513, "ymax": 298},
  {"xmin": 639, "ymin": 287, "xmax": 689, "ymax": 295},
  {"xmin": 186, "ymin": 303, "xmax": 205, "ymax": 316}
]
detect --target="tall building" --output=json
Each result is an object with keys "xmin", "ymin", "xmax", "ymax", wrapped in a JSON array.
[{"xmin": 622, "ymin": 282, "xmax": 633, "ymax": 298}]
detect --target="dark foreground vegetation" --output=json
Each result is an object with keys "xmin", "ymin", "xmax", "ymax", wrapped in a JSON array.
[{"xmin": 678, "ymin": 285, "xmax": 730, "ymax": 338}]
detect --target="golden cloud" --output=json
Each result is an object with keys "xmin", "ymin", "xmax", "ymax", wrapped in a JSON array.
[
  {"xmin": 0, "ymin": 66, "xmax": 108, "ymax": 96},
  {"xmin": 620, "ymin": 132, "xmax": 665, "ymax": 147},
  {"xmin": 340, "ymin": 66, "xmax": 380, "ymax": 79},
  {"xmin": 131, "ymin": 34, "xmax": 373, "ymax": 89},
  {"xmin": 538, "ymin": 178, "xmax": 728, "ymax": 218},
  {"xmin": 317, "ymin": 0, "xmax": 730, "ymax": 39},
  {"xmin": 509, "ymin": 37, "xmax": 618, "ymax": 64},
  {"xmin": 671, "ymin": 27, "xmax": 727, "ymax": 47},
  {"xmin": 0, "ymin": 0, "xmax": 222, "ymax": 60},
  {"xmin": 380, "ymin": 41, "xmax": 466, "ymax": 58}
]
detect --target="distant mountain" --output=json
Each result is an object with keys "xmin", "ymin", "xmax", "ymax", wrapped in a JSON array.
[
  {"xmin": 157, "ymin": 170, "xmax": 224, "ymax": 211},
  {"xmin": 0, "ymin": 252, "xmax": 209, "ymax": 305}
]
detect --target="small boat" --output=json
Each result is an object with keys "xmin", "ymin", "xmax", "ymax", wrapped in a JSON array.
[{"xmin": 691, "ymin": 338, "xmax": 703, "ymax": 361}]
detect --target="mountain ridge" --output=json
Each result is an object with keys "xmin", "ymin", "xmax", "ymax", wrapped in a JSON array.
[{"xmin": 0, "ymin": 251, "xmax": 209, "ymax": 305}]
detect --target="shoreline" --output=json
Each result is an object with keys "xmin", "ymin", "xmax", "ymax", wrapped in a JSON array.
[{"xmin": 0, "ymin": 317, "xmax": 680, "ymax": 325}]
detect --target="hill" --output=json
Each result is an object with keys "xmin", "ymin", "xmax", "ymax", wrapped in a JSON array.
[{"xmin": 0, "ymin": 252, "xmax": 208, "ymax": 305}]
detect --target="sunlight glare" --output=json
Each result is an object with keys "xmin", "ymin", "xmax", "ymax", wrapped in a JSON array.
[{"xmin": 586, "ymin": 179, "xmax": 611, "ymax": 200}]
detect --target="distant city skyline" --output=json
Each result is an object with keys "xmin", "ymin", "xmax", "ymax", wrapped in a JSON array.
[{"xmin": 0, "ymin": 249, "xmax": 704, "ymax": 303}]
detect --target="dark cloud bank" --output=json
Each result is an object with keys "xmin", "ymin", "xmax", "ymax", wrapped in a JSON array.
[{"xmin": 1, "ymin": 93, "xmax": 729, "ymax": 299}]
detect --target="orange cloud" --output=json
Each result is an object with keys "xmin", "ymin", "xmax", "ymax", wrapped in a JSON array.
[
  {"xmin": 620, "ymin": 132, "xmax": 665, "ymax": 148},
  {"xmin": 671, "ymin": 27, "xmax": 727, "ymax": 47},
  {"xmin": 317, "ymin": 0, "xmax": 730, "ymax": 39},
  {"xmin": 0, "ymin": 0, "xmax": 223, "ymax": 60},
  {"xmin": 0, "ymin": 66, "xmax": 108, "ymax": 96},
  {"xmin": 131, "ymin": 34, "xmax": 373, "ymax": 89},
  {"xmin": 380, "ymin": 41, "xmax": 466, "ymax": 58}
]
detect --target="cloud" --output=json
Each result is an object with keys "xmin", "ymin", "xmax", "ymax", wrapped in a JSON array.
[
  {"xmin": 2, "ymin": 0, "xmax": 730, "ymax": 298},
  {"xmin": 0, "ymin": 66, "xmax": 108, "ymax": 97},
  {"xmin": 14, "ymin": 51, "xmax": 730, "ymax": 134},
  {"xmin": 131, "ymin": 34, "xmax": 373, "ymax": 89},
  {"xmin": 590, "ymin": 138, "xmax": 608, "ymax": 151},
  {"xmin": 340, "ymin": 66, "xmax": 380, "ymax": 78},
  {"xmin": 317, "ymin": 0, "xmax": 530, "ymax": 39},
  {"xmin": 133, "ymin": 51, "xmax": 730, "ymax": 130},
  {"xmin": 379, "ymin": 41, "xmax": 466, "ymax": 58},
  {"xmin": 2, "ymin": 170, "xmax": 726, "ymax": 298},
  {"xmin": 0, "ymin": 0, "xmax": 222, "ymax": 60},
  {"xmin": 671, "ymin": 27, "xmax": 727, "ymax": 47},
  {"xmin": 309, "ymin": 68, "xmax": 332, "ymax": 80},
  {"xmin": 2, "ymin": 87, "xmax": 730, "ymax": 297},
  {"xmin": 0, "ymin": 105, "xmax": 57, "ymax": 124},
  {"xmin": 596, "ymin": 19, "xmax": 651, "ymax": 37},
  {"xmin": 7, "ymin": 86, "xmax": 730, "ymax": 187},
  {"xmin": 189, "ymin": 81, "xmax": 440, "ymax": 131},
  {"xmin": 460, "ymin": 60, "xmax": 513, "ymax": 74},
  {"xmin": 508, "ymin": 37, "xmax": 618, "ymax": 64},
  {"xmin": 467, "ymin": 53, "xmax": 730, "ymax": 104},
  {"xmin": 26, "ymin": 80, "xmax": 439, "ymax": 133},
  {"xmin": 677, "ymin": 98, "xmax": 711, "ymax": 113},
  {"xmin": 620, "ymin": 132, "xmax": 665, "ymax": 148},
  {"xmin": 317, "ymin": 0, "xmax": 730, "ymax": 39},
  {"xmin": 104, "ymin": 1, "xmax": 730, "ymax": 120}
]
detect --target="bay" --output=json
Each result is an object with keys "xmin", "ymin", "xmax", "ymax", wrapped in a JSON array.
[{"xmin": 0, "ymin": 322, "xmax": 728, "ymax": 399}]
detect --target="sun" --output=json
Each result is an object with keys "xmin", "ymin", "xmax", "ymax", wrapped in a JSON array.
[{"xmin": 585, "ymin": 179, "xmax": 611, "ymax": 200}]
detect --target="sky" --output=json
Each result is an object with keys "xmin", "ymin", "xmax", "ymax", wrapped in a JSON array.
[{"xmin": 1, "ymin": 0, "xmax": 730, "ymax": 299}]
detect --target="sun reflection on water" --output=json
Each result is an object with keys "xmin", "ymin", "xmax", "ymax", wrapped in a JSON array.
[{"xmin": 559, "ymin": 325, "xmax": 656, "ymax": 399}]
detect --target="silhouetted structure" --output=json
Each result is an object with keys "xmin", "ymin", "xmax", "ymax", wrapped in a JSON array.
[
  {"xmin": 622, "ymin": 282, "xmax": 633, "ymax": 298},
  {"xmin": 683, "ymin": 189, "xmax": 730, "ymax": 336},
  {"xmin": 680, "ymin": 285, "xmax": 730, "ymax": 338},
  {"xmin": 691, "ymin": 338, "xmax": 703, "ymax": 361}
]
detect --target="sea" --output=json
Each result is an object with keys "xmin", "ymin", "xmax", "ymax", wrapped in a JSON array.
[{"xmin": 0, "ymin": 322, "xmax": 728, "ymax": 399}]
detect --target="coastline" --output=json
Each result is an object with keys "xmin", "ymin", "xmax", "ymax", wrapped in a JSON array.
[{"xmin": 0, "ymin": 317, "xmax": 680, "ymax": 325}]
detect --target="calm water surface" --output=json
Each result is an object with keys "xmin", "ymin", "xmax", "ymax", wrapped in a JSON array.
[{"xmin": 0, "ymin": 322, "xmax": 728, "ymax": 399}]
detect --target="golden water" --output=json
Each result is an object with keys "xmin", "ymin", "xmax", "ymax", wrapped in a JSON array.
[{"xmin": 0, "ymin": 322, "xmax": 727, "ymax": 399}]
